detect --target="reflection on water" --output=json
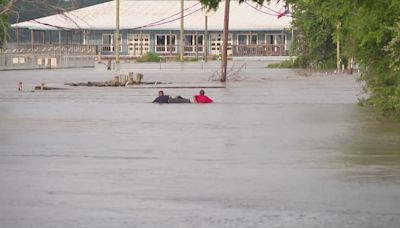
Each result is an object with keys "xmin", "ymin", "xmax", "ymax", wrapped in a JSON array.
[{"xmin": 334, "ymin": 108, "xmax": 400, "ymax": 183}]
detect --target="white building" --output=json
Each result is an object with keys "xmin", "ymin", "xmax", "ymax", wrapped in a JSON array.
[{"xmin": 11, "ymin": 0, "xmax": 293, "ymax": 58}]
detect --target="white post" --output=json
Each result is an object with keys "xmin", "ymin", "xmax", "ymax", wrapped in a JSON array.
[
  {"xmin": 115, "ymin": 0, "xmax": 120, "ymax": 66},
  {"xmin": 180, "ymin": 0, "xmax": 184, "ymax": 62}
]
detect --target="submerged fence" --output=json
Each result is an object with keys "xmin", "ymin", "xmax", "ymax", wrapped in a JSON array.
[
  {"xmin": 232, "ymin": 44, "xmax": 289, "ymax": 56},
  {"xmin": 0, "ymin": 43, "xmax": 97, "ymax": 70},
  {"xmin": 99, "ymin": 44, "xmax": 289, "ymax": 58}
]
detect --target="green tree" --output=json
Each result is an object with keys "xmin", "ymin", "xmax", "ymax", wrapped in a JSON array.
[
  {"xmin": 1, "ymin": 0, "xmax": 14, "ymax": 48},
  {"xmin": 353, "ymin": 0, "xmax": 400, "ymax": 119},
  {"xmin": 286, "ymin": 0, "xmax": 400, "ymax": 119},
  {"xmin": 284, "ymin": 0, "xmax": 356, "ymax": 69}
]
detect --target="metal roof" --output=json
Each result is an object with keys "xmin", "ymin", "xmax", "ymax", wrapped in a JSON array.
[{"xmin": 12, "ymin": 0, "xmax": 292, "ymax": 31}]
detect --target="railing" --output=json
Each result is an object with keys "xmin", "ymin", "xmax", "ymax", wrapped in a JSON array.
[
  {"xmin": 97, "ymin": 44, "xmax": 289, "ymax": 58},
  {"xmin": 232, "ymin": 44, "xmax": 289, "ymax": 56},
  {"xmin": 0, "ymin": 43, "xmax": 97, "ymax": 70}
]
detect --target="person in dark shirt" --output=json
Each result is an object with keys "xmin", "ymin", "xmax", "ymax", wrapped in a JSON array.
[
  {"xmin": 153, "ymin": 90, "xmax": 170, "ymax": 103},
  {"xmin": 194, "ymin": 90, "xmax": 213, "ymax": 103}
]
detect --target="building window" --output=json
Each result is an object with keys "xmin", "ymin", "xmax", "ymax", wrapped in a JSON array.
[
  {"xmin": 102, "ymin": 34, "xmax": 121, "ymax": 52},
  {"xmin": 128, "ymin": 33, "xmax": 150, "ymax": 56},
  {"xmin": 251, "ymin": 34, "xmax": 258, "ymax": 44},
  {"xmin": 237, "ymin": 33, "xmax": 258, "ymax": 45},
  {"xmin": 210, "ymin": 33, "xmax": 232, "ymax": 56},
  {"xmin": 184, "ymin": 34, "xmax": 204, "ymax": 53},
  {"xmin": 265, "ymin": 34, "xmax": 284, "ymax": 45},
  {"xmin": 238, "ymin": 34, "xmax": 247, "ymax": 45},
  {"xmin": 265, "ymin": 33, "xmax": 287, "ymax": 54},
  {"xmin": 102, "ymin": 34, "xmax": 112, "ymax": 52},
  {"xmin": 155, "ymin": 34, "xmax": 176, "ymax": 53}
]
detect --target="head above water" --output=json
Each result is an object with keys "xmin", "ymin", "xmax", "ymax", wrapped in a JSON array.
[
  {"xmin": 200, "ymin": 90, "xmax": 205, "ymax": 95},
  {"xmin": 158, "ymin": 90, "xmax": 164, "ymax": 96}
]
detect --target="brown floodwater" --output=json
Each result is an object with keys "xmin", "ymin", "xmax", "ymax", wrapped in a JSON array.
[{"xmin": 0, "ymin": 61, "xmax": 399, "ymax": 227}]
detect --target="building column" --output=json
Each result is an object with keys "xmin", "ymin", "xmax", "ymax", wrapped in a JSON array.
[
  {"xmin": 83, "ymin": 30, "xmax": 87, "ymax": 45},
  {"xmin": 31, "ymin": 30, "xmax": 34, "ymax": 67},
  {"xmin": 30, "ymin": 30, "xmax": 35, "ymax": 51}
]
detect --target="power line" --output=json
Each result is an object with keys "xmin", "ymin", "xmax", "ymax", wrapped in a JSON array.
[
  {"xmin": 244, "ymin": 1, "xmax": 291, "ymax": 18},
  {"xmin": 131, "ymin": 7, "xmax": 202, "ymax": 30},
  {"xmin": 244, "ymin": 1, "xmax": 278, "ymax": 16},
  {"xmin": 260, "ymin": 3, "xmax": 280, "ymax": 14},
  {"xmin": 130, "ymin": 2, "xmax": 200, "ymax": 30}
]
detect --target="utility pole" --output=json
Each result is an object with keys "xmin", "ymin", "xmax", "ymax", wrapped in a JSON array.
[
  {"xmin": 221, "ymin": 0, "xmax": 230, "ymax": 82},
  {"xmin": 180, "ymin": 0, "xmax": 184, "ymax": 62},
  {"xmin": 16, "ymin": 27, "xmax": 19, "ymax": 45},
  {"xmin": 115, "ymin": 0, "xmax": 120, "ymax": 66},
  {"xmin": 31, "ymin": 30, "xmax": 35, "ymax": 67},
  {"xmin": 204, "ymin": 13, "xmax": 208, "ymax": 62},
  {"xmin": 336, "ymin": 22, "xmax": 340, "ymax": 73}
]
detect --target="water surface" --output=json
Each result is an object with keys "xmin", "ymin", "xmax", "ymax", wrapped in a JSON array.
[{"xmin": 0, "ymin": 62, "xmax": 399, "ymax": 227}]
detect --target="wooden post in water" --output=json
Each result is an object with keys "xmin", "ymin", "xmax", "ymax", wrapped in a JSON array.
[{"xmin": 220, "ymin": 0, "xmax": 230, "ymax": 82}]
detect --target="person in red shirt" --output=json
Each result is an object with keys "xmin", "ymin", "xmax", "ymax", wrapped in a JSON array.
[{"xmin": 194, "ymin": 90, "xmax": 213, "ymax": 103}]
